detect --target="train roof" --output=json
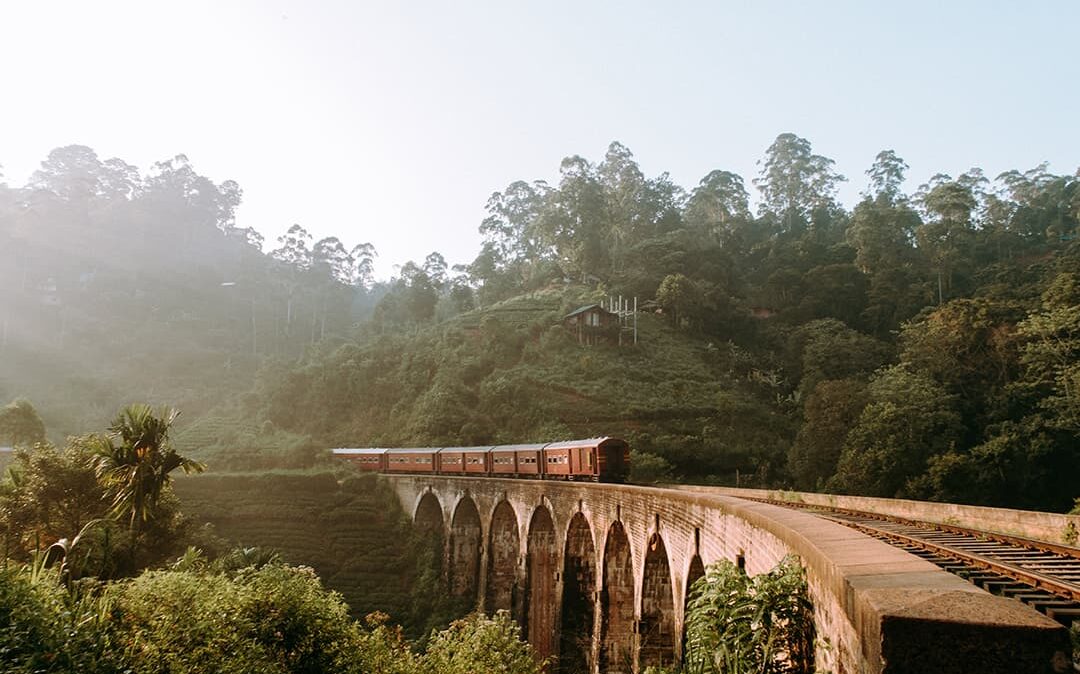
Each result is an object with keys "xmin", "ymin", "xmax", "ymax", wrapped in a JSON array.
[
  {"xmin": 545, "ymin": 437, "xmax": 623, "ymax": 450},
  {"xmin": 490, "ymin": 442, "xmax": 549, "ymax": 452},
  {"xmin": 332, "ymin": 448, "xmax": 387, "ymax": 455},
  {"xmin": 331, "ymin": 438, "xmax": 627, "ymax": 455},
  {"xmin": 438, "ymin": 446, "xmax": 497, "ymax": 453}
]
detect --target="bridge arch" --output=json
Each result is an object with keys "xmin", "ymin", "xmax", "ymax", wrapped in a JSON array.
[
  {"xmin": 449, "ymin": 495, "xmax": 482, "ymax": 605},
  {"xmin": 599, "ymin": 520, "xmax": 635, "ymax": 674},
  {"xmin": 525, "ymin": 504, "xmax": 559, "ymax": 664},
  {"xmin": 485, "ymin": 499, "xmax": 521, "ymax": 619},
  {"xmin": 639, "ymin": 532, "xmax": 676, "ymax": 669},
  {"xmin": 681, "ymin": 553, "xmax": 706, "ymax": 664},
  {"xmin": 414, "ymin": 491, "xmax": 444, "ymax": 531},
  {"xmin": 560, "ymin": 511, "xmax": 598, "ymax": 674}
]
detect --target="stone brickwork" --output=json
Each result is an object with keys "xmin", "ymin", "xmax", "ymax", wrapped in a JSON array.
[{"xmin": 384, "ymin": 476, "xmax": 1070, "ymax": 674}]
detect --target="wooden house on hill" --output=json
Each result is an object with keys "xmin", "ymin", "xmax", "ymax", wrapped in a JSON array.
[{"xmin": 563, "ymin": 304, "xmax": 617, "ymax": 345}]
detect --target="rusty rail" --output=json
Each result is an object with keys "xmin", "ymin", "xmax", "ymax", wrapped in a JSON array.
[{"xmin": 748, "ymin": 497, "xmax": 1080, "ymax": 626}]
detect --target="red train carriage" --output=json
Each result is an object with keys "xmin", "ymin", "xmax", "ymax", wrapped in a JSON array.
[
  {"xmin": 544, "ymin": 437, "xmax": 629, "ymax": 482},
  {"xmin": 332, "ymin": 447, "xmax": 386, "ymax": 472},
  {"xmin": 544, "ymin": 444, "xmax": 572, "ymax": 478},
  {"xmin": 462, "ymin": 447, "xmax": 490, "ymax": 474},
  {"xmin": 437, "ymin": 446, "xmax": 493, "ymax": 474},
  {"xmin": 507, "ymin": 443, "xmax": 548, "ymax": 478},
  {"xmin": 490, "ymin": 447, "xmax": 518, "ymax": 475},
  {"xmin": 385, "ymin": 447, "xmax": 438, "ymax": 474},
  {"xmin": 437, "ymin": 447, "xmax": 465, "ymax": 474}
]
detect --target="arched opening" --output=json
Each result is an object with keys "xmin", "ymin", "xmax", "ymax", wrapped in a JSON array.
[
  {"xmin": 524, "ymin": 505, "xmax": 558, "ymax": 664},
  {"xmin": 414, "ymin": 492, "xmax": 444, "ymax": 532},
  {"xmin": 411, "ymin": 491, "xmax": 448, "ymax": 634},
  {"xmin": 639, "ymin": 533, "xmax": 676, "ymax": 669},
  {"xmin": 449, "ymin": 497, "xmax": 482, "ymax": 607},
  {"xmin": 681, "ymin": 554, "xmax": 706, "ymax": 665},
  {"xmin": 560, "ymin": 512, "xmax": 597, "ymax": 674},
  {"xmin": 485, "ymin": 500, "xmax": 521, "ymax": 619},
  {"xmin": 599, "ymin": 521, "xmax": 634, "ymax": 674}
]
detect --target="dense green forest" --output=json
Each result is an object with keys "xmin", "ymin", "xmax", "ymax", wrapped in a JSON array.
[{"xmin": 2, "ymin": 137, "xmax": 1079, "ymax": 511}]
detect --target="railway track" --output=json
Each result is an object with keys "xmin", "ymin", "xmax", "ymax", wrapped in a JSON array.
[{"xmin": 754, "ymin": 499, "xmax": 1080, "ymax": 632}]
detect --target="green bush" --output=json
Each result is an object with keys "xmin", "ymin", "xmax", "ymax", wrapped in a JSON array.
[
  {"xmin": 422, "ymin": 612, "xmax": 544, "ymax": 674},
  {"xmin": 684, "ymin": 555, "xmax": 815, "ymax": 674},
  {"xmin": 0, "ymin": 565, "xmax": 119, "ymax": 673},
  {"xmin": 630, "ymin": 450, "xmax": 674, "ymax": 484}
]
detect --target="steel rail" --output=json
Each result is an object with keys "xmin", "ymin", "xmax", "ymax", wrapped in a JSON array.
[
  {"xmin": 826, "ymin": 513, "xmax": 1080, "ymax": 603},
  {"xmin": 745, "ymin": 497, "xmax": 1080, "ymax": 605}
]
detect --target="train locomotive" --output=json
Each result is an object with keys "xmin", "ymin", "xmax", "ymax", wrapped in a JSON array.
[{"xmin": 332, "ymin": 437, "xmax": 630, "ymax": 483}]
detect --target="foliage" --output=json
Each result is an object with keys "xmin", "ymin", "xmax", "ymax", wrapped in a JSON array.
[
  {"xmin": 90, "ymin": 404, "xmax": 204, "ymax": 531},
  {"xmin": 683, "ymin": 555, "xmax": 815, "ymax": 674},
  {"xmin": 787, "ymin": 379, "xmax": 868, "ymax": 491},
  {"xmin": 0, "ymin": 407, "xmax": 208, "ymax": 579},
  {"xmin": 829, "ymin": 366, "xmax": 962, "ymax": 498},
  {"xmin": 630, "ymin": 450, "xmax": 675, "ymax": 484},
  {"xmin": 0, "ymin": 565, "xmax": 120, "ymax": 673},
  {"xmin": 0, "ymin": 441, "xmax": 106, "ymax": 559},
  {"xmin": 422, "ymin": 611, "xmax": 544, "ymax": 674},
  {"xmin": 0, "ymin": 399, "xmax": 46, "ymax": 448},
  {"xmin": 0, "ymin": 551, "xmax": 545, "ymax": 674}
]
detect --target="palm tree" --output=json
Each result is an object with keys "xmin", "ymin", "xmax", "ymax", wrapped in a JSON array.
[{"xmin": 91, "ymin": 404, "xmax": 204, "ymax": 533}]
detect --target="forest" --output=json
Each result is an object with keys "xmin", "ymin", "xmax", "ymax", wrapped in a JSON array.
[{"xmin": 2, "ymin": 136, "xmax": 1079, "ymax": 511}]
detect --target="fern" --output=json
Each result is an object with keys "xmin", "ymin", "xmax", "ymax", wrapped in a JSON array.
[{"xmin": 683, "ymin": 555, "xmax": 815, "ymax": 674}]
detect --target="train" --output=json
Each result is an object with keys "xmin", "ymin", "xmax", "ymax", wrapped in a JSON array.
[{"xmin": 332, "ymin": 437, "xmax": 630, "ymax": 483}]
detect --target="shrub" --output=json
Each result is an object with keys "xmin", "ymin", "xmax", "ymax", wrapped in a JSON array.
[
  {"xmin": 422, "ymin": 611, "xmax": 544, "ymax": 674},
  {"xmin": 684, "ymin": 555, "xmax": 815, "ymax": 674}
]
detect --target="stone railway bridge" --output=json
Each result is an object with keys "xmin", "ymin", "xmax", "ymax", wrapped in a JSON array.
[{"xmin": 384, "ymin": 475, "xmax": 1070, "ymax": 674}]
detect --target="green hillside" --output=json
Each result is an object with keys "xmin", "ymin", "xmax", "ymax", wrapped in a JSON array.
[{"xmin": 233, "ymin": 285, "xmax": 793, "ymax": 484}]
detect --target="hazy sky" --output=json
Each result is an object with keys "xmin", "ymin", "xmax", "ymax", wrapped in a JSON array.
[{"xmin": 2, "ymin": 1, "xmax": 1078, "ymax": 279}]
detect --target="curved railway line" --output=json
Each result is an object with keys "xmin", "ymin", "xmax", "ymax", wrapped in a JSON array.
[{"xmin": 751, "ymin": 498, "xmax": 1080, "ymax": 632}]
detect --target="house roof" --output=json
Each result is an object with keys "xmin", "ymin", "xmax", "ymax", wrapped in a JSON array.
[{"xmin": 563, "ymin": 304, "xmax": 610, "ymax": 319}]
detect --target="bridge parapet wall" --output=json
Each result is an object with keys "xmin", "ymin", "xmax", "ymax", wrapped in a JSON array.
[
  {"xmin": 672, "ymin": 485, "xmax": 1080, "ymax": 548},
  {"xmin": 384, "ymin": 476, "xmax": 1068, "ymax": 674}
]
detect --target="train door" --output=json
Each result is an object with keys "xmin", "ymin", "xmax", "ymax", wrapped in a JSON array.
[{"xmin": 600, "ymin": 442, "xmax": 628, "ymax": 482}]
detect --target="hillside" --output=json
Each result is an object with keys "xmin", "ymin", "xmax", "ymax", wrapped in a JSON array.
[
  {"xmin": 173, "ymin": 471, "xmax": 458, "ymax": 639},
  {"xmin": 187, "ymin": 285, "xmax": 795, "ymax": 484}
]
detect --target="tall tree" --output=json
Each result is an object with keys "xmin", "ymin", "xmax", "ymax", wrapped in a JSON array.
[
  {"xmin": 0, "ymin": 398, "xmax": 47, "ymax": 447},
  {"xmin": 479, "ymin": 180, "xmax": 551, "ymax": 268},
  {"xmin": 916, "ymin": 175, "xmax": 978, "ymax": 303},
  {"xmin": 272, "ymin": 224, "xmax": 314, "ymax": 270},
  {"xmin": 537, "ymin": 155, "xmax": 607, "ymax": 280},
  {"xmin": 312, "ymin": 237, "xmax": 354, "ymax": 285},
  {"xmin": 685, "ymin": 170, "xmax": 751, "ymax": 240},
  {"xmin": 864, "ymin": 150, "xmax": 908, "ymax": 202},
  {"xmin": 91, "ymin": 405, "xmax": 204, "ymax": 532},
  {"xmin": 351, "ymin": 242, "xmax": 378, "ymax": 289},
  {"xmin": 754, "ymin": 133, "xmax": 845, "ymax": 232}
]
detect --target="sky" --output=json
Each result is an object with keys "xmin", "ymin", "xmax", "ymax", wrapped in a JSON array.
[{"xmin": 1, "ymin": 1, "xmax": 1078, "ymax": 279}]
